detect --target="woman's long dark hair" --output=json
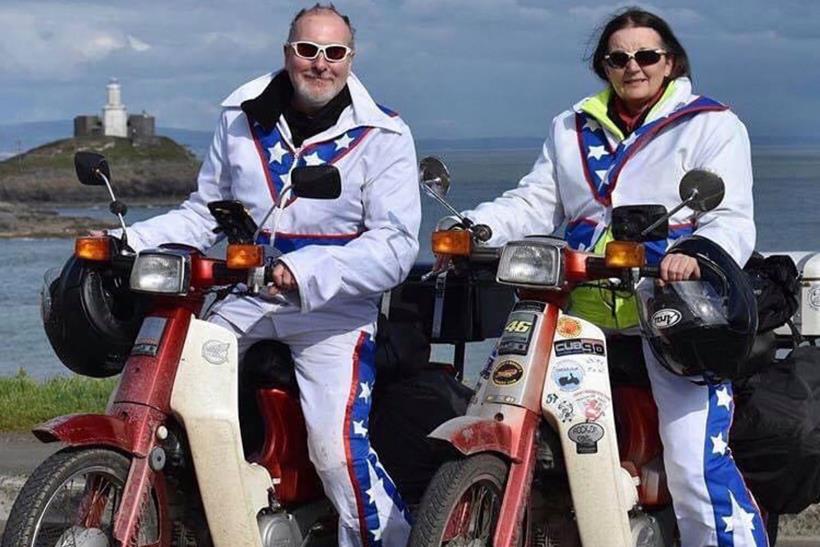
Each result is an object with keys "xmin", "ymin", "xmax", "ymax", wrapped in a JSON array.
[{"xmin": 588, "ymin": 7, "xmax": 691, "ymax": 82}]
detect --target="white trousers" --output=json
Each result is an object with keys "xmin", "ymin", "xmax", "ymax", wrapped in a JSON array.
[
  {"xmin": 643, "ymin": 341, "xmax": 769, "ymax": 547},
  {"xmin": 210, "ymin": 298, "xmax": 411, "ymax": 547}
]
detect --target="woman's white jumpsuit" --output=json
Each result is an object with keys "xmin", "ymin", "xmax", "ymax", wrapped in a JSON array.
[
  {"xmin": 121, "ymin": 71, "xmax": 421, "ymax": 546},
  {"xmin": 463, "ymin": 77, "xmax": 768, "ymax": 547}
]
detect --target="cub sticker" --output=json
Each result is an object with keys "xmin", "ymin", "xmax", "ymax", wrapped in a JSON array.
[
  {"xmin": 492, "ymin": 360, "xmax": 524, "ymax": 386},
  {"xmin": 568, "ymin": 422, "xmax": 605, "ymax": 454},
  {"xmin": 551, "ymin": 360, "xmax": 584, "ymax": 392},
  {"xmin": 651, "ymin": 309, "xmax": 682, "ymax": 329},
  {"xmin": 202, "ymin": 340, "xmax": 230, "ymax": 365},
  {"xmin": 557, "ymin": 317, "xmax": 583, "ymax": 337},
  {"xmin": 554, "ymin": 338, "xmax": 605, "ymax": 357}
]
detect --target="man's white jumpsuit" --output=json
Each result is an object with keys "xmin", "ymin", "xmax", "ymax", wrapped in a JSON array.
[
  {"xmin": 463, "ymin": 77, "xmax": 768, "ymax": 546},
  {"xmin": 122, "ymin": 71, "xmax": 420, "ymax": 546}
]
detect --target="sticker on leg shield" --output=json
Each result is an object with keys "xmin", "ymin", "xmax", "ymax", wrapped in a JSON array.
[
  {"xmin": 497, "ymin": 312, "xmax": 537, "ymax": 355},
  {"xmin": 551, "ymin": 360, "xmax": 584, "ymax": 392},
  {"xmin": 492, "ymin": 360, "xmax": 524, "ymax": 386},
  {"xmin": 553, "ymin": 338, "xmax": 606, "ymax": 357},
  {"xmin": 568, "ymin": 422, "xmax": 604, "ymax": 454},
  {"xmin": 556, "ymin": 317, "xmax": 583, "ymax": 337}
]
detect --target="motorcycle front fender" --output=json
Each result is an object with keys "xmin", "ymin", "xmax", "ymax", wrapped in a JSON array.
[
  {"xmin": 32, "ymin": 413, "xmax": 138, "ymax": 455},
  {"xmin": 429, "ymin": 415, "xmax": 515, "ymax": 459},
  {"xmin": 429, "ymin": 406, "xmax": 537, "ymax": 463}
]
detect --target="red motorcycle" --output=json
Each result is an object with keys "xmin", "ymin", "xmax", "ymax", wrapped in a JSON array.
[
  {"xmin": 1, "ymin": 152, "xmax": 411, "ymax": 547},
  {"xmin": 408, "ymin": 158, "xmax": 778, "ymax": 546}
]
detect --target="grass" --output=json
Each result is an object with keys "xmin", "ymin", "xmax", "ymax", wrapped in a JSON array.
[
  {"xmin": 0, "ymin": 135, "xmax": 196, "ymax": 178},
  {"xmin": 0, "ymin": 369, "xmax": 116, "ymax": 431}
]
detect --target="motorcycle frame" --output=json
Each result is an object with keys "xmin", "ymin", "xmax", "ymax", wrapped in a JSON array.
[
  {"xmin": 429, "ymin": 250, "xmax": 641, "ymax": 547},
  {"xmin": 33, "ymin": 250, "xmax": 275, "ymax": 547}
]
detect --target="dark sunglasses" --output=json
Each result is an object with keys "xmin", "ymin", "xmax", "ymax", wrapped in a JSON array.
[
  {"xmin": 604, "ymin": 49, "xmax": 667, "ymax": 69},
  {"xmin": 287, "ymin": 41, "xmax": 353, "ymax": 63}
]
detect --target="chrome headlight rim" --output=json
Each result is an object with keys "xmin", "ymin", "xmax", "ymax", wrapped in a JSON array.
[
  {"xmin": 129, "ymin": 249, "xmax": 191, "ymax": 295},
  {"xmin": 496, "ymin": 236, "xmax": 567, "ymax": 289}
]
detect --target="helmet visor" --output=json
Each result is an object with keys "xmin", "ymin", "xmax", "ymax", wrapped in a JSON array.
[{"xmin": 636, "ymin": 279, "xmax": 729, "ymax": 338}]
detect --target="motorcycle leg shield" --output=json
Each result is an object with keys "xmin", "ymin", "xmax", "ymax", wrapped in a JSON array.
[{"xmin": 170, "ymin": 317, "xmax": 272, "ymax": 547}]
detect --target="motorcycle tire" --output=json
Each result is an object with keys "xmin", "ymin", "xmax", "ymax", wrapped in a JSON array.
[
  {"xmin": 1, "ymin": 447, "xmax": 163, "ymax": 547},
  {"xmin": 409, "ymin": 453, "xmax": 514, "ymax": 546}
]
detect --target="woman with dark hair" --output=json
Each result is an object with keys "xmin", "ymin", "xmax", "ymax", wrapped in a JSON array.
[{"xmin": 442, "ymin": 6, "xmax": 766, "ymax": 546}]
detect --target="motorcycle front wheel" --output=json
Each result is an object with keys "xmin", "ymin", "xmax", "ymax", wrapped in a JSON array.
[
  {"xmin": 409, "ymin": 454, "xmax": 512, "ymax": 547},
  {"xmin": 1, "ymin": 447, "xmax": 163, "ymax": 547}
]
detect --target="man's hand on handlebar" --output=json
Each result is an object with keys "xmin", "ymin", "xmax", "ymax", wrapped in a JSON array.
[
  {"xmin": 265, "ymin": 261, "xmax": 299, "ymax": 297},
  {"xmin": 660, "ymin": 254, "xmax": 700, "ymax": 282}
]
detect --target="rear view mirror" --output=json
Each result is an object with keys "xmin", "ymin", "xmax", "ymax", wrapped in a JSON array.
[
  {"xmin": 612, "ymin": 205, "xmax": 669, "ymax": 242},
  {"xmin": 419, "ymin": 156, "xmax": 451, "ymax": 199},
  {"xmin": 291, "ymin": 165, "xmax": 342, "ymax": 199},
  {"xmin": 679, "ymin": 170, "xmax": 725, "ymax": 212},
  {"xmin": 74, "ymin": 152, "xmax": 111, "ymax": 186}
]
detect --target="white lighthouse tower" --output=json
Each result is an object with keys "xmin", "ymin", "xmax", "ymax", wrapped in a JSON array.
[{"xmin": 102, "ymin": 78, "xmax": 128, "ymax": 137}]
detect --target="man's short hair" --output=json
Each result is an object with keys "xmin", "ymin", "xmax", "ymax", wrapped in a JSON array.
[{"xmin": 287, "ymin": 3, "xmax": 356, "ymax": 47}]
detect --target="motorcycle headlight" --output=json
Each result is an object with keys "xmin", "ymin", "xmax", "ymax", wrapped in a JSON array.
[
  {"xmin": 130, "ymin": 250, "xmax": 191, "ymax": 295},
  {"xmin": 496, "ymin": 237, "xmax": 566, "ymax": 289}
]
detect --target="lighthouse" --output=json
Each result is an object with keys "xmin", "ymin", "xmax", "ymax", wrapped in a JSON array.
[{"xmin": 102, "ymin": 78, "xmax": 128, "ymax": 137}]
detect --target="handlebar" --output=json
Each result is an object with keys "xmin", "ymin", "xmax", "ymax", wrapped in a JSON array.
[{"xmin": 640, "ymin": 264, "xmax": 660, "ymax": 278}]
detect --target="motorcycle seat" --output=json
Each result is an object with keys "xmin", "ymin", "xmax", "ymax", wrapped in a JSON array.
[{"xmin": 240, "ymin": 340, "xmax": 298, "ymax": 392}]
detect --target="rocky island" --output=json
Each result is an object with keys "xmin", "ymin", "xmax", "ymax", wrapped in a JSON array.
[{"xmin": 0, "ymin": 135, "xmax": 199, "ymax": 237}]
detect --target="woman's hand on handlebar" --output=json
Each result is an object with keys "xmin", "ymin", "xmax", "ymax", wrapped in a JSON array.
[{"xmin": 660, "ymin": 253, "xmax": 700, "ymax": 282}]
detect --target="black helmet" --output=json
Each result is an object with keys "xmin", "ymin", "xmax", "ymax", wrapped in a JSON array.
[
  {"xmin": 42, "ymin": 255, "xmax": 144, "ymax": 378},
  {"xmin": 636, "ymin": 236, "xmax": 758, "ymax": 381}
]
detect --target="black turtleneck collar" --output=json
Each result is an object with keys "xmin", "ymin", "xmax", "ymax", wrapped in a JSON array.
[{"xmin": 241, "ymin": 71, "xmax": 352, "ymax": 147}]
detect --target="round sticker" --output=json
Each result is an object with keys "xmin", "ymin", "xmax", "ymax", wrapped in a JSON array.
[
  {"xmin": 492, "ymin": 360, "xmax": 524, "ymax": 386},
  {"xmin": 202, "ymin": 340, "xmax": 230, "ymax": 365},
  {"xmin": 557, "ymin": 317, "xmax": 583, "ymax": 337},
  {"xmin": 809, "ymin": 287, "xmax": 820, "ymax": 310},
  {"xmin": 651, "ymin": 308, "xmax": 682, "ymax": 329},
  {"xmin": 551, "ymin": 360, "xmax": 584, "ymax": 392}
]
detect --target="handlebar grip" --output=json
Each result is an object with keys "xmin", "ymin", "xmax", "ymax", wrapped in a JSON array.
[
  {"xmin": 640, "ymin": 265, "xmax": 661, "ymax": 278},
  {"xmin": 473, "ymin": 224, "xmax": 493, "ymax": 243},
  {"xmin": 263, "ymin": 265, "xmax": 275, "ymax": 285}
]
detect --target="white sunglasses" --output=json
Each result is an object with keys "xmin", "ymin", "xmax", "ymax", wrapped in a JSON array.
[{"xmin": 286, "ymin": 41, "xmax": 353, "ymax": 63}]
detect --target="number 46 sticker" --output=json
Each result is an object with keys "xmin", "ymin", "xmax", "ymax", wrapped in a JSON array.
[{"xmin": 505, "ymin": 320, "xmax": 533, "ymax": 333}]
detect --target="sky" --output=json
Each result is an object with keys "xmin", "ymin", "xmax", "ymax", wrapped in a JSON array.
[{"xmin": 1, "ymin": 0, "xmax": 819, "ymax": 140}]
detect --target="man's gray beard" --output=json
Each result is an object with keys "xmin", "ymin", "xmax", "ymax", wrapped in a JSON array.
[{"xmin": 293, "ymin": 81, "xmax": 339, "ymax": 111}]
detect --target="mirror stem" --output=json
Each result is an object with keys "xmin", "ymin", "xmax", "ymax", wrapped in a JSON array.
[
  {"xmin": 421, "ymin": 186, "xmax": 471, "ymax": 226},
  {"xmin": 253, "ymin": 184, "xmax": 293, "ymax": 247},
  {"xmin": 639, "ymin": 190, "xmax": 698, "ymax": 238},
  {"xmin": 96, "ymin": 169, "xmax": 129, "ymax": 248}
]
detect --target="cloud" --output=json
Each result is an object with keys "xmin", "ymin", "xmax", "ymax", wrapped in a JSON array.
[
  {"xmin": 127, "ymin": 35, "xmax": 151, "ymax": 52},
  {"xmin": 0, "ymin": 0, "xmax": 817, "ymax": 139}
]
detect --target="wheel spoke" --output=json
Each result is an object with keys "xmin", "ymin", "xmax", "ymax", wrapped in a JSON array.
[{"xmin": 442, "ymin": 479, "xmax": 501, "ymax": 545}]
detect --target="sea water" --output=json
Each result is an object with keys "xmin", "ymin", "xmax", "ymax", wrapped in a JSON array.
[{"xmin": 1, "ymin": 146, "xmax": 818, "ymax": 380}]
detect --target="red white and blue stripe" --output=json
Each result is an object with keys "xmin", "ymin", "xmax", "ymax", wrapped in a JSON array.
[
  {"xmin": 574, "ymin": 96, "xmax": 727, "ymax": 206},
  {"xmin": 703, "ymin": 382, "xmax": 769, "ymax": 546},
  {"xmin": 344, "ymin": 332, "xmax": 409, "ymax": 546},
  {"xmin": 248, "ymin": 119, "xmax": 375, "ymax": 204},
  {"xmin": 566, "ymin": 97, "xmax": 726, "ymax": 260}
]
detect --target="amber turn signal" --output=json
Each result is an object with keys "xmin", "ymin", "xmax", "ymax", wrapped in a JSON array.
[
  {"xmin": 226, "ymin": 244, "xmax": 264, "ymax": 269},
  {"xmin": 432, "ymin": 230, "xmax": 472, "ymax": 257},
  {"xmin": 74, "ymin": 237, "xmax": 112, "ymax": 262},
  {"xmin": 605, "ymin": 241, "xmax": 646, "ymax": 268}
]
